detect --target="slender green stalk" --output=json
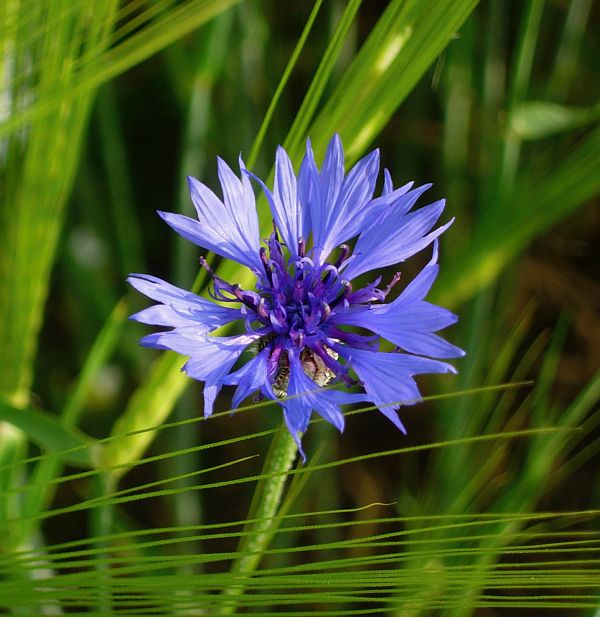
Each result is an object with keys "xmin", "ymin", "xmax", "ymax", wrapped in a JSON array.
[
  {"xmin": 495, "ymin": 0, "xmax": 545, "ymax": 208},
  {"xmin": 546, "ymin": 0, "xmax": 592, "ymax": 100},
  {"xmin": 90, "ymin": 471, "xmax": 116, "ymax": 615},
  {"xmin": 97, "ymin": 83, "xmax": 144, "ymax": 277},
  {"xmin": 246, "ymin": 0, "xmax": 325, "ymax": 168},
  {"xmin": 219, "ymin": 421, "xmax": 298, "ymax": 614}
]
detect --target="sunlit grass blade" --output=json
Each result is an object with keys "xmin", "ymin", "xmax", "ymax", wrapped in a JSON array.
[
  {"xmin": 308, "ymin": 0, "xmax": 479, "ymax": 161},
  {"xmin": 0, "ymin": 0, "xmax": 241, "ymax": 138},
  {"xmin": 0, "ymin": 0, "xmax": 119, "ymax": 404}
]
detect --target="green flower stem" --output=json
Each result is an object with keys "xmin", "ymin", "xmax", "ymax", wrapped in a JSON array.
[
  {"xmin": 219, "ymin": 421, "xmax": 298, "ymax": 614},
  {"xmin": 90, "ymin": 471, "xmax": 116, "ymax": 615}
]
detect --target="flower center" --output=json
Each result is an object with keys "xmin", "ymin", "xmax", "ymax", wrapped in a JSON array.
[
  {"xmin": 199, "ymin": 231, "xmax": 356, "ymax": 395},
  {"xmin": 200, "ymin": 232, "xmax": 351, "ymax": 339}
]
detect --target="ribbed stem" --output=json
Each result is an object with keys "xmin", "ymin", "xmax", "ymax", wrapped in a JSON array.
[{"xmin": 219, "ymin": 422, "xmax": 298, "ymax": 614}]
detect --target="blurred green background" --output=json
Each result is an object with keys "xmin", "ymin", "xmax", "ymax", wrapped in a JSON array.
[{"xmin": 0, "ymin": 0, "xmax": 598, "ymax": 614}]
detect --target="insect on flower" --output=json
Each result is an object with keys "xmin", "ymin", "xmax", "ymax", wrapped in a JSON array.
[{"xmin": 128, "ymin": 135, "xmax": 464, "ymax": 457}]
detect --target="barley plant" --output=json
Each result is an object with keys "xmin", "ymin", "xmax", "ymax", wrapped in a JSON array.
[{"xmin": 0, "ymin": 1, "xmax": 598, "ymax": 615}]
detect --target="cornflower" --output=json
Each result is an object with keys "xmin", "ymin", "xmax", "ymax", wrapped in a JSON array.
[{"xmin": 129, "ymin": 135, "xmax": 464, "ymax": 456}]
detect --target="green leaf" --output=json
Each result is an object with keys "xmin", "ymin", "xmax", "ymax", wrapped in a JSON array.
[
  {"xmin": 0, "ymin": 0, "xmax": 120, "ymax": 405},
  {"xmin": 0, "ymin": 400, "xmax": 95, "ymax": 468},
  {"xmin": 510, "ymin": 100, "xmax": 600, "ymax": 140}
]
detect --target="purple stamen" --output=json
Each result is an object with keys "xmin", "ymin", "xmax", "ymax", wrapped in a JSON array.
[
  {"xmin": 267, "ymin": 232, "xmax": 285, "ymax": 270},
  {"xmin": 291, "ymin": 329, "xmax": 305, "ymax": 348},
  {"xmin": 259, "ymin": 247, "xmax": 274, "ymax": 287},
  {"xmin": 384, "ymin": 272, "xmax": 402, "ymax": 297},
  {"xmin": 347, "ymin": 276, "xmax": 385, "ymax": 303},
  {"xmin": 329, "ymin": 281, "xmax": 352, "ymax": 309},
  {"xmin": 267, "ymin": 339, "xmax": 285, "ymax": 379},
  {"xmin": 199, "ymin": 255, "xmax": 215, "ymax": 277},
  {"xmin": 334, "ymin": 244, "xmax": 351, "ymax": 269},
  {"xmin": 200, "ymin": 256, "xmax": 238, "ymax": 303},
  {"xmin": 292, "ymin": 278, "xmax": 304, "ymax": 302},
  {"xmin": 298, "ymin": 237, "xmax": 306, "ymax": 257},
  {"xmin": 257, "ymin": 297, "xmax": 270, "ymax": 320}
]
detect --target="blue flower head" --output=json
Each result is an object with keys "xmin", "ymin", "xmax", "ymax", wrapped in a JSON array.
[{"xmin": 128, "ymin": 135, "xmax": 464, "ymax": 458}]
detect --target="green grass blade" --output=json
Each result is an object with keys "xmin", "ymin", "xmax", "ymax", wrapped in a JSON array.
[
  {"xmin": 100, "ymin": 352, "xmax": 189, "ymax": 479},
  {"xmin": 434, "ymin": 124, "xmax": 600, "ymax": 308},
  {"xmin": 0, "ymin": 0, "xmax": 241, "ymax": 138},
  {"xmin": 308, "ymin": 0, "xmax": 479, "ymax": 161},
  {"xmin": 247, "ymin": 0, "xmax": 325, "ymax": 168},
  {"xmin": 0, "ymin": 400, "xmax": 94, "ymax": 468}
]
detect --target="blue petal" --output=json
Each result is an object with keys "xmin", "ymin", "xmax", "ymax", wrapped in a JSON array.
[
  {"xmin": 304, "ymin": 136, "xmax": 343, "ymax": 261},
  {"xmin": 336, "ymin": 303, "xmax": 463, "ymax": 358},
  {"xmin": 382, "ymin": 169, "xmax": 394, "ymax": 195},
  {"xmin": 131, "ymin": 305, "xmax": 212, "ymax": 329},
  {"xmin": 305, "ymin": 135, "xmax": 383, "ymax": 262},
  {"xmin": 142, "ymin": 332, "xmax": 258, "ymax": 416},
  {"xmin": 128, "ymin": 273, "xmax": 206, "ymax": 306},
  {"xmin": 318, "ymin": 149, "xmax": 380, "ymax": 255},
  {"xmin": 278, "ymin": 352, "xmax": 311, "ymax": 448},
  {"xmin": 246, "ymin": 146, "xmax": 306, "ymax": 255},
  {"xmin": 342, "ymin": 187, "xmax": 453, "ymax": 280},
  {"xmin": 221, "ymin": 348, "xmax": 275, "ymax": 408},
  {"xmin": 297, "ymin": 150, "xmax": 313, "ymax": 232},
  {"xmin": 139, "ymin": 332, "xmax": 171, "ymax": 350},
  {"xmin": 394, "ymin": 331, "xmax": 464, "ymax": 358},
  {"xmin": 332, "ymin": 246, "xmax": 464, "ymax": 359},
  {"xmin": 283, "ymin": 350, "xmax": 369, "ymax": 435},
  {"xmin": 376, "ymin": 183, "xmax": 432, "ymax": 224},
  {"xmin": 157, "ymin": 158, "xmax": 261, "ymax": 270},
  {"xmin": 217, "ymin": 156, "xmax": 262, "ymax": 262},
  {"xmin": 319, "ymin": 134, "xmax": 345, "ymax": 215},
  {"xmin": 359, "ymin": 180, "xmax": 414, "ymax": 233},
  {"xmin": 340, "ymin": 346, "xmax": 456, "ymax": 430},
  {"xmin": 128, "ymin": 274, "xmax": 241, "ymax": 331}
]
